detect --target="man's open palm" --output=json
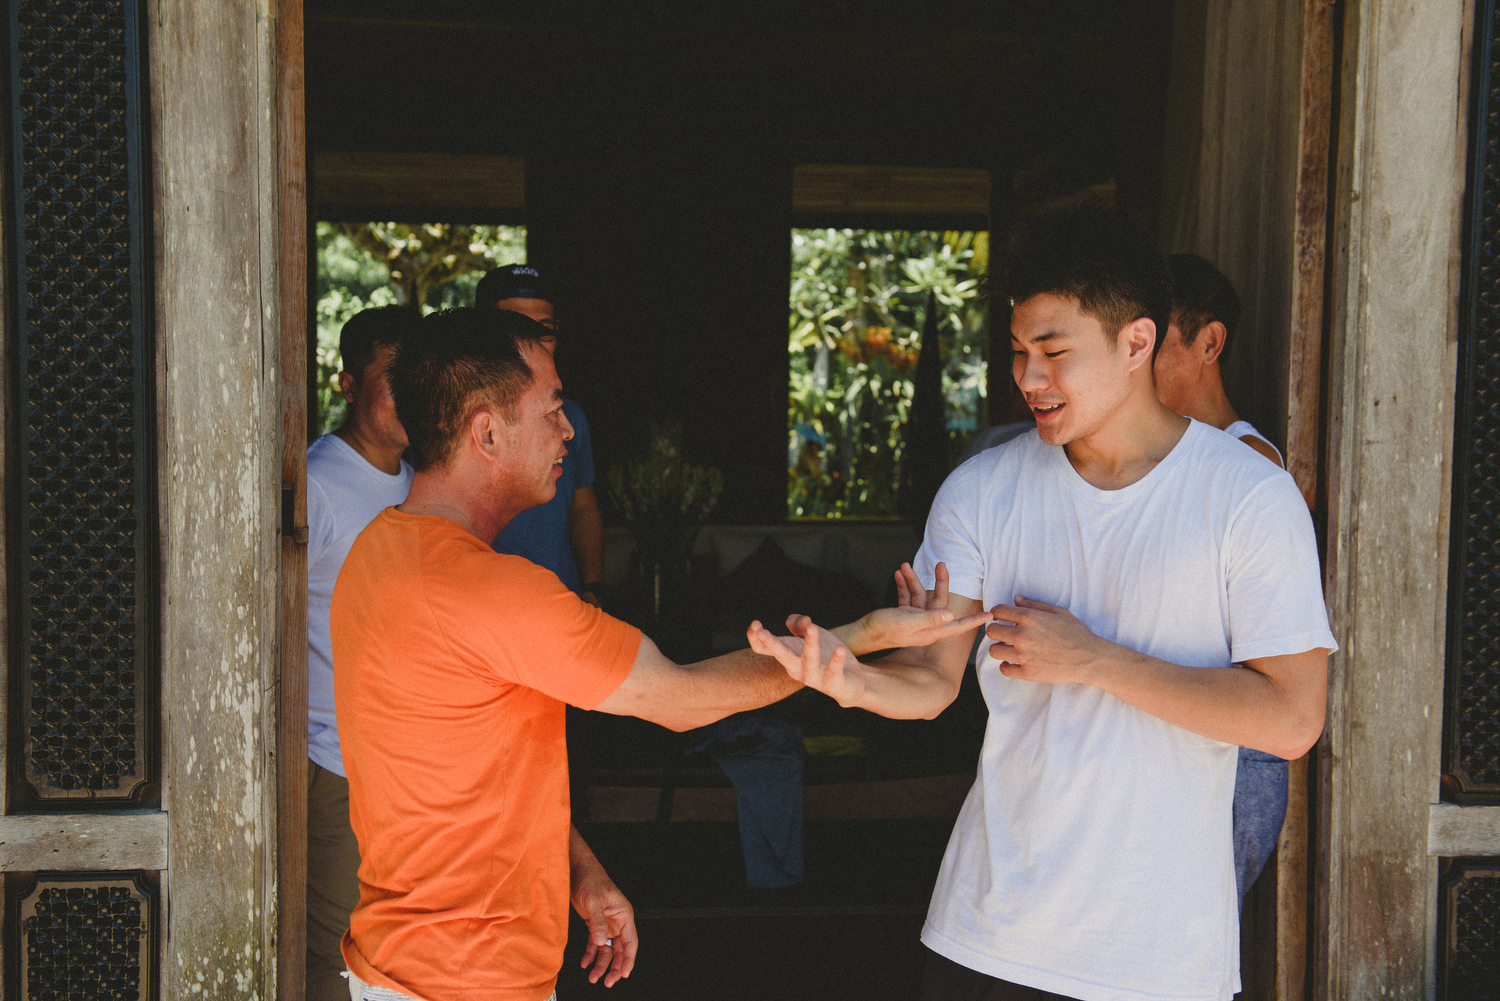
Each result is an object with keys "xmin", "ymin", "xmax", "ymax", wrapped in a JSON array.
[{"xmin": 748, "ymin": 620, "xmax": 868, "ymax": 708}]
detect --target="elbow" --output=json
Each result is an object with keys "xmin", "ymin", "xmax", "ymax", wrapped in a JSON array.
[
  {"xmin": 916, "ymin": 679, "xmax": 963, "ymax": 721},
  {"xmin": 1275, "ymin": 708, "xmax": 1326, "ymax": 760}
]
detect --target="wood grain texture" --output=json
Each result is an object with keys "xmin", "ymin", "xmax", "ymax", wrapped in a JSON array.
[
  {"xmin": 314, "ymin": 150, "xmax": 523, "ymax": 209},
  {"xmin": 792, "ymin": 164, "xmax": 990, "ymax": 217},
  {"xmin": 278, "ymin": 2, "xmax": 309, "ymax": 999},
  {"xmin": 156, "ymin": 1, "xmax": 283, "ymax": 997},
  {"xmin": 1316, "ymin": 1, "xmax": 1468, "ymax": 997},
  {"xmin": 1276, "ymin": 3, "xmax": 1335, "ymax": 995},
  {"xmin": 1165, "ymin": 0, "xmax": 1305, "ymax": 452},
  {"xmin": 1276, "ymin": 753, "xmax": 1311, "ymax": 1001},
  {"xmin": 1427, "ymin": 804, "xmax": 1500, "ymax": 856},
  {"xmin": 0, "ymin": 813, "xmax": 168, "ymax": 871},
  {"xmin": 1285, "ymin": 0, "xmax": 1334, "ymax": 511}
]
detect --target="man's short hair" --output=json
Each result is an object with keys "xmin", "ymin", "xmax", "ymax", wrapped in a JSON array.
[
  {"xmin": 389, "ymin": 307, "xmax": 550, "ymax": 472},
  {"xmin": 1166, "ymin": 253, "xmax": 1242, "ymax": 361},
  {"xmin": 340, "ymin": 305, "xmax": 421, "ymax": 385},
  {"xmin": 997, "ymin": 207, "xmax": 1173, "ymax": 357}
]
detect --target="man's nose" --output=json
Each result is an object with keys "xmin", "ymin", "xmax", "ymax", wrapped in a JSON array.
[
  {"xmin": 1014, "ymin": 356, "xmax": 1047, "ymax": 391},
  {"xmin": 561, "ymin": 413, "xmax": 575, "ymax": 441}
]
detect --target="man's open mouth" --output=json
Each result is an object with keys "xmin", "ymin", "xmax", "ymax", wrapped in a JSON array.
[{"xmin": 1032, "ymin": 402, "xmax": 1064, "ymax": 414}]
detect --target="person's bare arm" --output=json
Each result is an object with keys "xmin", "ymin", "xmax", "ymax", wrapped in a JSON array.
[
  {"xmin": 571, "ymin": 485, "xmax": 605, "ymax": 607},
  {"xmin": 985, "ymin": 597, "xmax": 1327, "ymax": 758},
  {"xmin": 822, "ymin": 562, "xmax": 991, "ymax": 657},
  {"xmin": 591, "ymin": 635, "xmax": 804, "ymax": 731},
  {"xmin": 594, "ymin": 560, "xmax": 989, "ymax": 730},
  {"xmin": 750, "ymin": 593, "xmax": 984, "ymax": 721},
  {"xmin": 569, "ymin": 825, "xmax": 636, "ymax": 986}
]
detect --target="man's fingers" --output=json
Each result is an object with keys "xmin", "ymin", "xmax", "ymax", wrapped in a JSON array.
[
  {"xmin": 747, "ymin": 622, "xmax": 805, "ymax": 678},
  {"xmin": 917, "ymin": 608, "xmax": 988, "ymax": 641},
  {"xmin": 1013, "ymin": 595, "xmax": 1061, "ymax": 612},
  {"xmin": 589, "ymin": 903, "xmax": 612, "ymax": 947},
  {"xmin": 932, "ymin": 562, "xmax": 950, "ymax": 606},
  {"xmin": 802, "ymin": 624, "xmax": 824, "ymax": 683},
  {"xmin": 612, "ymin": 920, "xmax": 639, "ymax": 983},
  {"xmin": 581, "ymin": 903, "xmax": 612, "ymax": 982},
  {"xmin": 896, "ymin": 563, "xmax": 922, "ymax": 609},
  {"xmin": 785, "ymin": 613, "xmax": 810, "ymax": 635}
]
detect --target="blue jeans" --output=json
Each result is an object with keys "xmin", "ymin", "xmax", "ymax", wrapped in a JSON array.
[
  {"xmin": 1232, "ymin": 747, "xmax": 1289, "ymax": 908},
  {"xmin": 346, "ymin": 970, "xmax": 558, "ymax": 1001}
]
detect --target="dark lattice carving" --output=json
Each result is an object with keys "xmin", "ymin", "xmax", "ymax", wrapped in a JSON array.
[
  {"xmin": 7, "ymin": 0, "xmax": 151, "ymax": 796},
  {"xmin": 1450, "ymin": 0, "xmax": 1500, "ymax": 800},
  {"xmin": 17, "ymin": 876, "xmax": 153, "ymax": 1001},
  {"xmin": 1442, "ymin": 865, "xmax": 1500, "ymax": 1001}
]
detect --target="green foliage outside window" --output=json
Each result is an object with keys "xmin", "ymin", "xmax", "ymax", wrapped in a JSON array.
[
  {"xmin": 788, "ymin": 229, "xmax": 987, "ymax": 519},
  {"xmin": 314, "ymin": 221, "xmax": 526, "ymax": 435}
]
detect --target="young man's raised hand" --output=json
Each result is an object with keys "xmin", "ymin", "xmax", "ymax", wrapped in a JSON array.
[{"xmin": 789, "ymin": 562, "xmax": 990, "ymax": 657}]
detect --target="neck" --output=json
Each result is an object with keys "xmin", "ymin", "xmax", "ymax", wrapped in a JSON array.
[
  {"xmin": 397, "ymin": 465, "xmax": 528, "ymax": 545},
  {"xmin": 1064, "ymin": 384, "xmax": 1191, "ymax": 491},
  {"xmin": 1174, "ymin": 370, "xmax": 1241, "ymax": 431},
  {"xmin": 334, "ymin": 421, "xmax": 405, "ymax": 475}
]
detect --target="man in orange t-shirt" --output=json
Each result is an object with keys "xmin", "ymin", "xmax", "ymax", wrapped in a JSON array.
[{"xmin": 332, "ymin": 307, "xmax": 985, "ymax": 1001}]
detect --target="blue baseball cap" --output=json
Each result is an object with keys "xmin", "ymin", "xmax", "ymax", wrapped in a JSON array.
[{"xmin": 475, "ymin": 264, "xmax": 553, "ymax": 307}]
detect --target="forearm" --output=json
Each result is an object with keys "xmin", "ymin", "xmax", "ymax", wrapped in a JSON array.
[
  {"xmin": 570, "ymin": 487, "xmax": 604, "ymax": 586},
  {"xmin": 832, "ymin": 617, "xmax": 882, "ymax": 657},
  {"xmin": 843, "ymin": 648, "xmax": 963, "ymax": 720},
  {"xmin": 667, "ymin": 648, "xmax": 804, "ymax": 729},
  {"xmin": 1075, "ymin": 646, "xmax": 1326, "ymax": 758},
  {"xmin": 569, "ymin": 825, "xmax": 605, "ymax": 894}
]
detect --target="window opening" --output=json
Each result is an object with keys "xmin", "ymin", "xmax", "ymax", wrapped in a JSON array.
[
  {"xmin": 788, "ymin": 228, "xmax": 987, "ymax": 519},
  {"xmin": 314, "ymin": 222, "xmax": 526, "ymax": 434}
]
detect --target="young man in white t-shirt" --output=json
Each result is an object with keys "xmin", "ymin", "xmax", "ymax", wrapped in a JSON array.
[
  {"xmin": 1153, "ymin": 252, "xmax": 1292, "ymax": 910},
  {"xmin": 305, "ymin": 306, "xmax": 422, "ymax": 1001},
  {"xmin": 749, "ymin": 209, "xmax": 1335, "ymax": 1001}
]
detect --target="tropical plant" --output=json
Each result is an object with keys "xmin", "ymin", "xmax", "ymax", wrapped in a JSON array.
[
  {"xmin": 603, "ymin": 430, "xmax": 724, "ymax": 619},
  {"xmin": 788, "ymin": 229, "xmax": 988, "ymax": 519},
  {"xmin": 313, "ymin": 222, "xmax": 525, "ymax": 435}
]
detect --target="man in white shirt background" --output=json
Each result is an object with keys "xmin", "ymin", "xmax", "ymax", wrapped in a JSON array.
[
  {"xmin": 305, "ymin": 305, "xmax": 420, "ymax": 1001},
  {"xmin": 1152, "ymin": 251, "xmax": 1293, "ymax": 910},
  {"xmin": 750, "ymin": 208, "xmax": 1335, "ymax": 1001}
]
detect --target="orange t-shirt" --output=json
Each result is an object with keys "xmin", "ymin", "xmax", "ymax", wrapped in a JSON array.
[{"xmin": 330, "ymin": 508, "xmax": 641, "ymax": 1001}]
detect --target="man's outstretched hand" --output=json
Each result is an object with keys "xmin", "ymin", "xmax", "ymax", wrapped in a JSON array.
[
  {"xmin": 787, "ymin": 562, "xmax": 990, "ymax": 657},
  {"xmin": 748, "ymin": 619, "xmax": 868, "ymax": 708}
]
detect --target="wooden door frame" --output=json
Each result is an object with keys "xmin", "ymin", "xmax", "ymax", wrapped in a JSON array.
[{"xmin": 277, "ymin": 0, "xmax": 310, "ymax": 999}]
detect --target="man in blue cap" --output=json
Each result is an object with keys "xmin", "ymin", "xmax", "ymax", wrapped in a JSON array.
[{"xmin": 476, "ymin": 264, "xmax": 605, "ymax": 605}]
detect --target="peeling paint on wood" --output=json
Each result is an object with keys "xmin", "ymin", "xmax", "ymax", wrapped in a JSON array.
[
  {"xmin": 0, "ymin": 813, "xmax": 169, "ymax": 871},
  {"xmin": 157, "ymin": 1, "xmax": 286, "ymax": 997},
  {"xmin": 1318, "ymin": 1, "xmax": 1468, "ymax": 998}
]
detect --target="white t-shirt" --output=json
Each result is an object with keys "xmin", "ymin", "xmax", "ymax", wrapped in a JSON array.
[
  {"xmin": 306, "ymin": 434, "xmax": 414, "ymax": 776},
  {"xmin": 913, "ymin": 420, "xmax": 1335, "ymax": 1001},
  {"xmin": 1225, "ymin": 419, "xmax": 1284, "ymax": 465}
]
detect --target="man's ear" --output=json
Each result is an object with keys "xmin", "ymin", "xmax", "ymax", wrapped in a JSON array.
[
  {"xmin": 1121, "ymin": 316, "xmax": 1156, "ymax": 374},
  {"xmin": 338, "ymin": 370, "xmax": 357, "ymax": 405},
  {"xmin": 1198, "ymin": 320, "xmax": 1228, "ymax": 365},
  {"xmin": 467, "ymin": 406, "xmax": 503, "ymax": 459}
]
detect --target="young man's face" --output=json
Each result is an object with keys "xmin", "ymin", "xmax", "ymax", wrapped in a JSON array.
[
  {"xmin": 1151, "ymin": 321, "xmax": 1197, "ymax": 416},
  {"xmin": 494, "ymin": 296, "xmax": 558, "ymax": 356},
  {"xmin": 343, "ymin": 342, "xmax": 408, "ymax": 450},
  {"xmin": 1011, "ymin": 293, "xmax": 1140, "ymax": 446},
  {"xmin": 500, "ymin": 342, "xmax": 574, "ymax": 509}
]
